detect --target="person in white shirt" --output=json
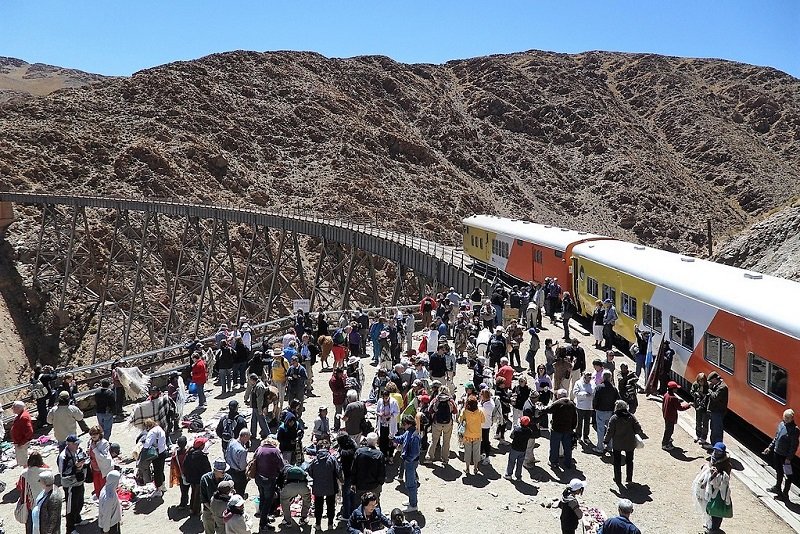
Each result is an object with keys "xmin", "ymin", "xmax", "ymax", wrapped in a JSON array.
[
  {"xmin": 141, "ymin": 418, "xmax": 168, "ymax": 497},
  {"xmin": 479, "ymin": 388, "xmax": 495, "ymax": 464},
  {"xmin": 426, "ymin": 325, "xmax": 439, "ymax": 356},
  {"xmin": 573, "ymin": 372, "xmax": 596, "ymax": 443}
]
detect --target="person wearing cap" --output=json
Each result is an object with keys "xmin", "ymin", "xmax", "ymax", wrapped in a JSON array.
[
  {"xmin": 601, "ymin": 299, "xmax": 618, "ymax": 351},
  {"xmin": 11, "ymin": 400, "xmax": 34, "ymax": 467},
  {"xmin": 225, "ymin": 428, "xmax": 251, "ymax": 497},
  {"xmin": 57, "ymin": 434, "xmax": 87, "ymax": 533},
  {"xmin": 764, "ymin": 409, "xmax": 799, "ymax": 500},
  {"xmin": 692, "ymin": 442, "xmax": 732, "ymax": 534},
  {"xmin": 223, "ymin": 493, "xmax": 250, "ymax": 534},
  {"xmin": 216, "ymin": 399, "xmax": 247, "ymax": 453},
  {"xmin": 313, "ymin": 406, "xmax": 331, "ymax": 442},
  {"xmin": 47, "ymin": 390, "xmax": 84, "ymax": 443},
  {"xmin": 209, "ymin": 479, "xmax": 235, "ymax": 534},
  {"xmin": 504, "ymin": 416, "xmax": 534, "ymax": 480},
  {"xmin": 559, "ymin": 478, "xmax": 585, "ymax": 534},
  {"xmin": 662, "ymin": 381, "xmax": 690, "ymax": 451},
  {"xmin": 32, "ymin": 470, "xmax": 62, "ymax": 534},
  {"xmin": 201, "ymin": 459, "xmax": 233, "ymax": 532},
  {"xmin": 183, "ymin": 437, "xmax": 212, "ymax": 515},
  {"xmin": 707, "ymin": 371, "xmax": 728, "ymax": 446},
  {"xmin": 598, "ymin": 498, "xmax": 641, "ymax": 534}
]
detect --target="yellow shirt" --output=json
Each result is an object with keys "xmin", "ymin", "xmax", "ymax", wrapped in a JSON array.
[
  {"xmin": 390, "ymin": 392, "xmax": 405, "ymax": 412},
  {"xmin": 460, "ymin": 408, "xmax": 485, "ymax": 441}
]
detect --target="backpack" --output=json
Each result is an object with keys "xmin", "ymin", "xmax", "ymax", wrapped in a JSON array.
[
  {"xmin": 489, "ymin": 335, "xmax": 505, "ymax": 355},
  {"xmin": 333, "ymin": 329, "xmax": 346, "ymax": 345},
  {"xmin": 433, "ymin": 398, "xmax": 453, "ymax": 425},
  {"xmin": 285, "ymin": 464, "xmax": 307, "ymax": 483},
  {"xmin": 221, "ymin": 416, "xmax": 237, "ymax": 442},
  {"xmin": 422, "ymin": 299, "xmax": 433, "ymax": 312}
]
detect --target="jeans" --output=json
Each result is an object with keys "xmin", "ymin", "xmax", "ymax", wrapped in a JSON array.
[
  {"xmin": 549, "ymin": 431, "xmax": 573, "ymax": 467},
  {"xmin": 233, "ymin": 362, "xmax": 247, "ymax": 387},
  {"xmin": 602, "ymin": 323, "xmax": 614, "ymax": 349},
  {"xmin": 404, "ymin": 459, "xmax": 419, "ymax": 507},
  {"xmin": 710, "ymin": 411, "xmax": 725, "ymax": 445},
  {"xmin": 197, "ymin": 383, "xmax": 206, "ymax": 406},
  {"xmin": 506, "ymin": 449, "xmax": 525, "ymax": 478},
  {"xmin": 576, "ymin": 409, "xmax": 593, "ymax": 440},
  {"xmin": 97, "ymin": 412, "xmax": 114, "ymax": 440},
  {"xmin": 251, "ymin": 410, "xmax": 269, "ymax": 439},
  {"xmin": 612, "ymin": 449, "xmax": 634, "ymax": 482},
  {"xmin": 595, "ymin": 410, "xmax": 612, "ymax": 449},
  {"xmin": 492, "ymin": 304, "xmax": 503, "ymax": 326},
  {"xmin": 774, "ymin": 454, "xmax": 794, "ymax": 494},
  {"xmin": 562, "ymin": 315, "xmax": 572, "ymax": 340},
  {"xmin": 256, "ymin": 476, "xmax": 277, "ymax": 530},
  {"xmin": 230, "ymin": 468, "xmax": 247, "ymax": 497},
  {"xmin": 341, "ymin": 476, "xmax": 358, "ymax": 518},
  {"xmin": 314, "ymin": 494, "xmax": 335, "ymax": 523},
  {"xmin": 218, "ymin": 368, "xmax": 232, "ymax": 394},
  {"xmin": 695, "ymin": 409, "xmax": 710, "ymax": 441}
]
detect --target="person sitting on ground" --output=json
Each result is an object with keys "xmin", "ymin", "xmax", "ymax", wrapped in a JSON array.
[
  {"xmin": 348, "ymin": 491, "xmax": 391, "ymax": 534},
  {"xmin": 386, "ymin": 508, "xmax": 422, "ymax": 534}
]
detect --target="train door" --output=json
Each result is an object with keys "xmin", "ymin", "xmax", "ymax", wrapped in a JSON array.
[{"xmin": 572, "ymin": 256, "xmax": 582, "ymax": 314}]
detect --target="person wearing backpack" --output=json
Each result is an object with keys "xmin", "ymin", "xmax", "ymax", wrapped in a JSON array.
[
  {"xmin": 278, "ymin": 462, "xmax": 311, "ymax": 528},
  {"xmin": 216, "ymin": 400, "xmax": 247, "ymax": 453},
  {"xmin": 425, "ymin": 387, "xmax": 457, "ymax": 465},
  {"xmin": 487, "ymin": 326, "xmax": 508, "ymax": 369}
]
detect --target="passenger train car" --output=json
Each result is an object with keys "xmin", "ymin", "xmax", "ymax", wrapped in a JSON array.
[{"xmin": 463, "ymin": 214, "xmax": 799, "ymax": 442}]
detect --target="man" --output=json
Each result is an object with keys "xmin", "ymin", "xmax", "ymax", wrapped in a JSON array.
[
  {"xmin": 286, "ymin": 355, "xmax": 308, "ymax": 407},
  {"xmin": 279, "ymin": 461, "xmax": 311, "ymax": 527},
  {"xmin": 395, "ymin": 415, "xmax": 421, "ymax": 512},
  {"xmin": 214, "ymin": 324, "xmax": 229, "ymax": 349},
  {"xmin": 419, "ymin": 293, "xmax": 437, "ymax": 330},
  {"xmin": 215, "ymin": 399, "xmax": 247, "ymax": 453},
  {"xmin": 662, "ymin": 381, "xmax": 690, "ymax": 451},
  {"xmin": 573, "ymin": 371, "xmax": 595, "ymax": 444},
  {"xmin": 429, "ymin": 345, "xmax": 448, "ymax": 388},
  {"xmin": 351, "ymin": 432, "xmax": 386, "ymax": 503},
  {"xmin": 598, "ymin": 498, "xmax": 641, "ymax": 534},
  {"xmin": 208, "ymin": 479, "xmax": 234, "ymax": 534},
  {"xmin": 58, "ymin": 434, "xmax": 87, "ymax": 534},
  {"xmin": 225, "ymin": 428, "xmax": 250, "ymax": 497},
  {"xmin": 543, "ymin": 389, "xmax": 577, "ymax": 470},
  {"xmin": 249, "ymin": 373, "xmax": 269, "ymax": 439},
  {"xmin": 299, "ymin": 333, "xmax": 318, "ymax": 396},
  {"xmin": 10, "ymin": 400, "xmax": 33, "ymax": 467},
  {"xmin": 602, "ymin": 299, "xmax": 618, "ymax": 350},
  {"xmin": 426, "ymin": 386, "xmax": 457, "ymax": 465},
  {"xmin": 490, "ymin": 284, "xmax": 507, "ymax": 326},
  {"xmin": 487, "ymin": 326, "xmax": 508, "ymax": 369},
  {"xmin": 329, "ymin": 367, "xmax": 348, "ymax": 432},
  {"xmin": 658, "ymin": 342, "xmax": 675, "ymax": 394},
  {"xmin": 201, "ymin": 458, "xmax": 233, "ymax": 534},
  {"xmin": 565, "ymin": 338, "xmax": 586, "ymax": 400},
  {"xmin": 617, "ymin": 363, "xmax": 639, "ymax": 414},
  {"xmin": 271, "ymin": 349, "xmax": 290, "ymax": 415},
  {"xmin": 356, "ymin": 309, "xmax": 370, "ymax": 356},
  {"xmin": 496, "ymin": 357, "xmax": 515, "ymax": 388},
  {"xmin": 547, "ymin": 278, "xmax": 562, "ymax": 323},
  {"xmin": 764, "ymin": 409, "xmax": 799, "ymax": 500},
  {"xmin": 532, "ymin": 282, "xmax": 545, "ymax": 329},
  {"xmin": 707, "ymin": 371, "xmax": 728, "ymax": 446},
  {"xmin": 404, "ymin": 310, "xmax": 416, "ymax": 353},
  {"xmin": 47, "ymin": 390, "xmax": 84, "ymax": 442},
  {"xmin": 253, "ymin": 439, "xmax": 283, "ymax": 532},
  {"xmin": 593, "ymin": 370, "xmax": 620, "ymax": 454},
  {"xmin": 94, "ymin": 379, "xmax": 116, "ymax": 440},
  {"xmin": 342, "ymin": 390, "xmax": 367, "ymax": 444}
]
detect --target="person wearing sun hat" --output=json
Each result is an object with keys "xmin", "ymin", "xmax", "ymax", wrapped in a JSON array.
[
  {"xmin": 223, "ymin": 493, "xmax": 250, "ymax": 534},
  {"xmin": 560, "ymin": 478, "xmax": 586, "ymax": 533}
]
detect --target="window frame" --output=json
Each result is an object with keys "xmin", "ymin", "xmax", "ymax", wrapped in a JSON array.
[
  {"xmin": 642, "ymin": 303, "xmax": 663, "ymax": 333},
  {"xmin": 703, "ymin": 333, "xmax": 735, "ymax": 374},
  {"xmin": 669, "ymin": 315, "xmax": 695, "ymax": 349},
  {"xmin": 747, "ymin": 352, "xmax": 787, "ymax": 404},
  {"xmin": 621, "ymin": 292, "xmax": 637, "ymax": 319},
  {"xmin": 602, "ymin": 284, "xmax": 616, "ymax": 306},
  {"xmin": 586, "ymin": 277, "xmax": 598, "ymax": 298}
]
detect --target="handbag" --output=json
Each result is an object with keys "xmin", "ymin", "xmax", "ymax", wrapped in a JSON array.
[
  {"xmin": 139, "ymin": 446, "xmax": 158, "ymax": 463},
  {"xmin": 246, "ymin": 457, "xmax": 257, "ymax": 480},
  {"xmin": 30, "ymin": 380, "xmax": 48, "ymax": 400},
  {"xmin": 705, "ymin": 494, "xmax": 733, "ymax": 518},
  {"xmin": 635, "ymin": 435, "xmax": 645, "ymax": 449},
  {"xmin": 457, "ymin": 420, "xmax": 466, "ymax": 441},
  {"xmin": 14, "ymin": 491, "xmax": 27, "ymax": 524}
]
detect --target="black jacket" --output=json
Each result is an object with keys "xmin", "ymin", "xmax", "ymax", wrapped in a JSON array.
[
  {"xmin": 350, "ymin": 446, "xmax": 386, "ymax": 490},
  {"xmin": 593, "ymin": 382, "xmax": 620, "ymax": 412},
  {"xmin": 183, "ymin": 448, "xmax": 212, "ymax": 484},
  {"xmin": 566, "ymin": 346, "xmax": 586, "ymax": 372},
  {"xmin": 94, "ymin": 387, "xmax": 116, "ymax": 414}
]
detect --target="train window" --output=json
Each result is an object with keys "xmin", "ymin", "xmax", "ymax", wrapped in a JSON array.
[
  {"xmin": 535, "ymin": 250, "xmax": 543, "ymax": 263},
  {"xmin": 587, "ymin": 277, "xmax": 598, "ymax": 297},
  {"xmin": 602, "ymin": 284, "xmax": 616, "ymax": 306},
  {"xmin": 555, "ymin": 250, "xmax": 564, "ymax": 258},
  {"xmin": 621, "ymin": 293, "xmax": 637, "ymax": 319},
  {"xmin": 643, "ymin": 303, "xmax": 663, "ymax": 332},
  {"xmin": 748, "ymin": 352, "xmax": 787, "ymax": 403},
  {"xmin": 704, "ymin": 334, "xmax": 734, "ymax": 374},
  {"xmin": 669, "ymin": 316, "xmax": 695, "ymax": 349}
]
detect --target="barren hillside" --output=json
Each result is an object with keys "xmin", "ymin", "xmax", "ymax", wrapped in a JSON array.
[{"xmin": 0, "ymin": 57, "xmax": 106, "ymax": 102}]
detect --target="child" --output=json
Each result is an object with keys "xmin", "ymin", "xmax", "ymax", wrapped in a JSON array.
[
  {"xmin": 559, "ymin": 479, "xmax": 585, "ymax": 534},
  {"xmin": 170, "ymin": 435, "xmax": 190, "ymax": 508},
  {"xmin": 504, "ymin": 416, "xmax": 533, "ymax": 480},
  {"xmin": 99, "ymin": 469, "xmax": 122, "ymax": 534}
]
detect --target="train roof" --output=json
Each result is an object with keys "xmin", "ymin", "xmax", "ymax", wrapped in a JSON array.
[
  {"xmin": 572, "ymin": 239, "xmax": 800, "ymax": 341},
  {"xmin": 463, "ymin": 215, "xmax": 604, "ymax": 251}
]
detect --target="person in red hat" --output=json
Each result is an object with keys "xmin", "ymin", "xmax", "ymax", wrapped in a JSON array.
[
  {"xmin": 662, "ymin": 381, "xmax": 690, "ymax": 451},
  {"xmin": 504, "ymin": 415, "xmax": 534, "ymax": 480}
]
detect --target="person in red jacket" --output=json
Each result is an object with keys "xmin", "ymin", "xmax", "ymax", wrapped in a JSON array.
[
  {"xmin": 11, "ymin": 400, "xmax": 34, "ymax": 467},
  {"xmin": 662, "ymin": 381, "xmax": 690, "ymax": 451},
  {"xmin": 419, "ymin": 293, "xmax": 438, "ymax": 330},
  {"xmin": 329, "ymin": 367, "xmax": 348, "ymax": 433},
  {"xmin": 191, "ymin": 353, "xmax": 208, "ymax": 407}
]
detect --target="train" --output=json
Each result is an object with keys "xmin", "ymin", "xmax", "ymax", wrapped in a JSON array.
[{"xmin": 462, "ymin": 214, "xmax": 798, "ymax": 442}]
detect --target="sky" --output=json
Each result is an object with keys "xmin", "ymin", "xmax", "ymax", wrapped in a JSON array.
[{"xmin": 2, "ymin": 1, "xmax": 799, "ymax": 78}]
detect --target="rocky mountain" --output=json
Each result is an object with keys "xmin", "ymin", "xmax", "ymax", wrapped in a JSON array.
[
  {"xmin": 0, "ymin": 57, "xmax": 106, "ymax": 102},
  {"xmin": 0, "ymin": 49, "xmax": 798, "ymax": 258}
]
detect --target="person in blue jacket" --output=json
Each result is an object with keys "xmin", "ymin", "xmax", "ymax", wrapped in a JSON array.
[
  {"xmin": 394, "ymin": 414, "xmax": 421, "ymax": 513},
  {"xmin": 598, "ymin": 498, "xmax": 642, "ymax": 534},
  {"xmin": 348, "ymin": 491, "xmax": 391, "ymax": 534}
]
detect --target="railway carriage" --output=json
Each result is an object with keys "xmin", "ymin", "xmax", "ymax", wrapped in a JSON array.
[{"xmin": 463, "ymin": 215, "xmax": 798, "ymax": 441}]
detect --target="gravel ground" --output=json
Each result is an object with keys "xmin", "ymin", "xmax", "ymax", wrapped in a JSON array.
[{"xmin": 0, "ymin": 325, "xmax": 793, "ymax": 534}]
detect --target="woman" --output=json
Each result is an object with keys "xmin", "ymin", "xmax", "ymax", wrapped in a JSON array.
[
  {"xmin": 375, "ymin": 390, "xmax": 400, "ymax": 460},
  {"xmin": 494, "ymin": 377, "xmax": 511, "ymax": 443},
  {"xmin": 415, "ymin": 394, "xmax": 432, "ymax": 454},
  {"xmin": 223, "ymin": 494, "xmax": 250, "ymax": 534},
  {"xmin": 763, "ymin": 408, "xmax": 799, "ymax": 500},
  {"xmin": 170, "ymin": 435, "xmax": 191, "ymax": 508},
  {"xmin": 535, "ymin": 365, "xmax": 553, "ymax": 430},
  {"xmin": 459, "ymin": 395, "xmax": 485, "ymax": 475},
  {"xmin": 17, "ymin": 452, "xmax": 48, "ymax": 533},
  {"xmin": 591, "ymin": 300, "xmax": 604, "ymax": 349},
  {"xmin": 191, "ymin": 353, "xmax": 208, "ymax": 407},
  {"xmin": 385, "ymin": 381, "xmax": 405, "ymax": 412},
  {"xmin": 561, "ymin": 292, "xmax": 576, "ymax": 341},
  {"xmin": 511, "ymin": 376, "xmax": 531, "ymax": 427},
  {"xmin": 525, "ymin": 327, "xmax": 540, "ymax": 375},
  {"xmin": 544, "ymin": 339, "xmax": 556, "ymax": 376},
  {"xmin": 348, "ymin": 492, "xmax": 391, "ymax": 533},
  {"xmin": 691, "ymin": 373, "xmax": 710, "ymax": 444},
  {"xmin": 31, "ymin": 470, "xmax": 62, "ymax": 534},
  {"xmin": 141, "ymin": 418, "xmax": 168, "ymax": 497},
  {"xmin": 479, "ymin": 300, "xmax": 496, "ymax": 330},
  {"xmin": 479, "ymin": 388, "xmax": 495, "ymax": 463},
  {"xmin": 307, "ymin": 445, "xmax": 342, "ymax": 530},
  {"xmin": 88, "ymin": 425, "xmax": 114, "ymax": 498},
  {"xmin": 387, "ymin": 508, "xmax": 421, "ymax": 534},
  {"xmin": 693, "ymin": 442, "xmax": 733, "ymax": 534},
  {"xmin": 315, "ymin": 311, "xmax": 329, "ymax": 341},
  {"xmin": 603, "ymin": 400, "xmax": 643, "ymax": 486}
]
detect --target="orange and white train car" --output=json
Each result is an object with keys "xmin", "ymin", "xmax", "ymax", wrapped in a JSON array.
[{"xmin": 463, "ymin": 215, "xmax": 798, "ymax": 441}]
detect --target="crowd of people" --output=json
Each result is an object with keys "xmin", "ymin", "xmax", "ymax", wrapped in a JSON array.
[{"xmin": 6, "ymin": 282, "xmax": 798, "ymax": 534}]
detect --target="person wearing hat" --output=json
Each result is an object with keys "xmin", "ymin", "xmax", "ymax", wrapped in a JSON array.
[
  {"xmin": 692, "ymin": 442, "xmax": 733, "ymax": 534},
  {"xmin": 209, "ymin": 479, "xmax": 235, "ymax": 534},
  {"xmin": 57, "ymin": 434, "xmax": 87, "ymax": 533},
  {"xmin": 32, "ymin": 470, "xmax": 62, "ymax": 534},
  {"xmin": 559, "ymin": 478, "xmax": 585, "ymax": 534},
  {"xmin": 313, "ymin": 406, "xmax": 331, "ymax": 442},
  {"xmin": 47, "ymin": 390, "xmax": 85, "ymax": 443},
  {"xmin": 223, "ymin": 493, "xmax": 250, "ymax": 534},
  {"xmin": 601, "ymin": 298, "xmax": 618, "ymax": 351},
  {"xmin": 183, "ymin": 437, "xmax": 212, "ymax": 515},
  {"xmin": 201, "ymin": 459, "xmax": 233, "ymax": 532},
  {"xmin": 707, "ymin": 371, "xmax": 728, "ymax": 446},
  {"xmin": 504, "ymin": 416, "xmax": 534, "ymax": 480},
  {"xmin": 662, "ymin": 381, "xmax": 690, "ymax": 451}
]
